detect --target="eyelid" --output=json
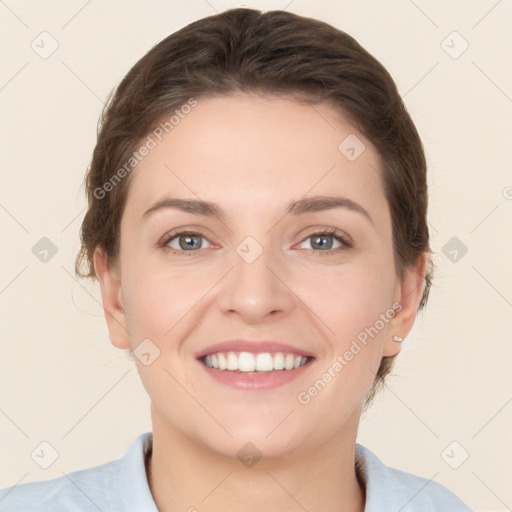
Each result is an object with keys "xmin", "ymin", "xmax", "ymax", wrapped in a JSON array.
[
  {"xmin": 295, "ymin": 227, "xmax": 353, "ymax": 251},
  {"xmin": 159, "ymin": 226, "xmax": 353, "ymax": 257},
  {"xmin": 158, "ymin": 228, "xmax": 214, "ymax": 251},
  {"xmin": 158, "ymin": 226, "xmax": 215, "ymax": 246}
]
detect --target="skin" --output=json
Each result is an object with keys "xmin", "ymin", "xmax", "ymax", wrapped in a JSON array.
[{"xmin": 94, "ymin": 94, "xmax": 426, "ymax": 512}]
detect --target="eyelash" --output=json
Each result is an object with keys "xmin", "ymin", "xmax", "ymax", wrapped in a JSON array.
[{"xmin": 158, "ymin": 228, "xmax": 353, "ymax": 257}]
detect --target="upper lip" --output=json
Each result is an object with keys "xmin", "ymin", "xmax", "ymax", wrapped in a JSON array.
[{"xmin": 195, "ymin": 339, "xmax": 315, "ymax": 359}]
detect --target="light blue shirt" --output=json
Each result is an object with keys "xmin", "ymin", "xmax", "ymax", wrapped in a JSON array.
[{"xmin": 0, "ymin": 431, "xmax": 472, "ymax": 511}]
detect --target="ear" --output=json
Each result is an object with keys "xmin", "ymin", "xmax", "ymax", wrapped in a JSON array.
[
  {"xmin": 93, "ymin": 247, "xmax": 131, "ymax": 350},
  {"xmin": 383, "ymin": 252, "xmax": 428, "ymax": 357}
]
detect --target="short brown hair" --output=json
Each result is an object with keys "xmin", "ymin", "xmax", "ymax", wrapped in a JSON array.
[{"xmin": 76, "ymin": 8, "xmax": 434, "ymax": 409}]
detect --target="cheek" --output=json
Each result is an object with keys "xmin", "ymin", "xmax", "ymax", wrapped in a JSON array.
[
  {"xmin": 123, "ymin": 267, "xmax": 200, "ymax": 341},
  {"xmin": 295, "ymin": 255, "xmax": 396, "ymax": 402},
  {"xmin": 295, "ymin": 264, "xmax": 395, "ymax": 418},
  {"xmin": 299, "ymin": 256, "xmax": 396, "ymax": 343}
]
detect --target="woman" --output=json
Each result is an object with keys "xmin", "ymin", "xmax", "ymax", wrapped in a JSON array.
[{"xmin": 0, "ymin": 8, "xmax": 472, "ymax": 511}]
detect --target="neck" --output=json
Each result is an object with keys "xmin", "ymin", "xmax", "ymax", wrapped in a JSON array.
[{"xmin": 145, "ymin": 404, "xmax": 366, "ymax": 512}]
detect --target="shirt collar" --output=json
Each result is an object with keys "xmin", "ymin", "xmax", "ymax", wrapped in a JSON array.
[{"xmin": 118, "ymin": 431, "xmax": 159, "ymax": 511}]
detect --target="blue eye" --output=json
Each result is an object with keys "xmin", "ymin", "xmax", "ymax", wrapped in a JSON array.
[
  {"xmin": 159, "ymin": 228, "xmax": 352, "ymax": 257},
  {"xmin": 300, "ymin": 232, "xmax": 344, "ymax": 251},
  {"xmin": 163, "ymin": 232, "xmax": 211, "ymax": 253}
]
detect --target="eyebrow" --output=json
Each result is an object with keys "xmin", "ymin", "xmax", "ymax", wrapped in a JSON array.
[{"xmin": 142, "ymin": 195, "xmax": 374, "ymax": 226}]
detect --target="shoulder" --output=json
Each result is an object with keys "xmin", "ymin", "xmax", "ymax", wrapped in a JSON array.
[
  {"xmin": 0, "ymin": 457, "xmax": 121, "ymax": 512},
  {"xmin": 0, "ymin": 432, "xmax": 156, "ymax": 512},
  {"xmin": 356, "ymin": 443, "xmax": 473, "ymax": 512}
]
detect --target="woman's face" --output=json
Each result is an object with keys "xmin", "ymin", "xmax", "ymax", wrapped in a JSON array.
[{"xmin": 96, "ymin": 94, "xmax": 423, "ymax": 459}]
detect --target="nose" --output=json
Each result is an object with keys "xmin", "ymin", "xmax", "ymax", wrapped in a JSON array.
[{"xmin": 217, "ymin": 241, "xmax": 295, "ymax": 324}]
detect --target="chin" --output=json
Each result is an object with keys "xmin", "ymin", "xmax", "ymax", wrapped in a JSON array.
[{"xmin": 203, "ymin": 415, "xmax": 309, "ymax": 461}]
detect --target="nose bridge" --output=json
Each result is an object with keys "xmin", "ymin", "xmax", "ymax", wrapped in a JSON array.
[{"xmin": 219, "ymin": 234, "xmax": 294, "ymax": 321}]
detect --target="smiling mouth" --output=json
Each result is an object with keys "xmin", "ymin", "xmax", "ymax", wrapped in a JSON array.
[{"xmin": 200, "ymin": 351, "xmax": 313, "ymax": 373}]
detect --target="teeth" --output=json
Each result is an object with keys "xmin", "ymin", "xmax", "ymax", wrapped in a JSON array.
[
  {"xmin": 226, "ymin": 352, "xmax": 238, "ymax": 370},
  {"xmin": 203, "ymin": 351, "xmax": 309, "ymax": 372},
  {"xmin": 274, "ymin": 352, "xmax": 285, "ymax": 370},
  {"xmin": 239, "ymin": 351, "xmax": 256, "ymax": 372},
  {"xmin": 256, "ymin": 353, "xmax": 273, "ymax": 371},
  {"xmin": 284, "ymin": 354, "xmax": 295, "ymax": 370}
]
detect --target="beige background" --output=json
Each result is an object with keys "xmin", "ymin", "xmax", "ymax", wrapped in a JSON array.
[{"xmin": 1, "ymin": 1, "xmax": 511, "ymax": 511}]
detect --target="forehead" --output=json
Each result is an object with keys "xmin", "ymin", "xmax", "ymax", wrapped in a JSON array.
[{"xmin": 124, "ymin": 94, "xmax": 387, "ymax": 225}]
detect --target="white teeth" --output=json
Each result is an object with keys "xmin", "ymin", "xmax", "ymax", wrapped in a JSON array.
[
  {"xmin": 273, "ymin": 352, "xmax": 285, "ymax": 370},
  {"xmin": 226, "ymin": 352, "xmax": 238, "ymax": 370},
  {"xmin": 238, "ymin": 352, "xmax": 256, "ymax": 372},
  {"xmin": 203, "ymin": 351, "xmax": 310, "ymax": 372},
  {"xmin": 256, "ymin": 353, "xmax": 273, "ymax": 371}
]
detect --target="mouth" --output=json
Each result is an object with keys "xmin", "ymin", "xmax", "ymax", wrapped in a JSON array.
[
  {"xmin": 195, "ymin": 339, "xmax": 316, "ymax": 390},
  {"xmin": 200, "ymin": 351, "xmax": 314, "ymax": 374}
]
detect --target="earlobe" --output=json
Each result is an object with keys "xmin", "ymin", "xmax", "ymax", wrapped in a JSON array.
[
  {"xmin": 93, "ymin": 247, "xmax": 131, "ymax": 350},
  {"xmin": 383, "ymin": 253, "xmax": 428, "ymax": 357}
]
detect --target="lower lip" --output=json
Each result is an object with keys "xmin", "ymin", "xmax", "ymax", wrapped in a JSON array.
[{"xmin": 198, "ymin": 359, "xmax": 314, "ymax": 391}]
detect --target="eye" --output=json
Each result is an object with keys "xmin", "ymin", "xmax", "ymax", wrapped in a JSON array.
[
  {"xmin": 161, "ymin": 231, "xmax": 212, "ymax": 255},
  {"xmin": 297, "ymin": 228, "xmax": 352, "ymax": 253},
  {"xmin": 159, "ymin": 228, "xmax": 352, "ymax": 256}
]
